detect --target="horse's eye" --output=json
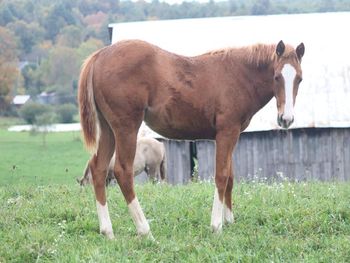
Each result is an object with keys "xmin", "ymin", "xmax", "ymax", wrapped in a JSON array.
[
  {"xmin": 298, "ymin": 78, "xmax": 303, "ymax": 84},
  {"xmin": 274, "ymin": 75, "xmax": 281, "ymax": 81}
]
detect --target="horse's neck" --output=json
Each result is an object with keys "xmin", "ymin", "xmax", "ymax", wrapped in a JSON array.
[
  {"xmin": 235, "ymin": 61, "xmax": 275, "ymax": 117},
  {"xmin": 251, "ymin": 66, "xmax": 274, "ymax": 109},
  {"xmin": 214, "ymin": 46, "xmax": 276, "ymax": 114}
]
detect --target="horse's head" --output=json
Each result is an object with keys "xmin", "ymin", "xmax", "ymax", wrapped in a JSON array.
[
  {"xmin": 76, "ymin": 162, "xmax": 93, "ymax": 186},
  {"xmin": 272, "ymin": 40, "xmax": 305, "ymax": 129},
  {"xmin": 76, "ymin": 161, "xmax": 116, "ymax": 187}
]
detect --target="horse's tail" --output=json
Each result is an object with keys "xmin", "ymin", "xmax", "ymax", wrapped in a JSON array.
[
  {"xmin": 78, "ymin": 50, "xmax": 102, "ymax": 154},
  {"xmin": 160, "ymin": 148, "xmax": 167, "ymax": 181}
]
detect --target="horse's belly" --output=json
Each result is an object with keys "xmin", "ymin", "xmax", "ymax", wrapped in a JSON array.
[{"xmin": 144, "ymin": 106, "xmax": 216, "ymax": 140}]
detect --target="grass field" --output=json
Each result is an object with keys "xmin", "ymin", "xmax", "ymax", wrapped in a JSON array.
[
  {"xmin": 1, "ymin": 126, "xmax": 350, "ymax": 262},
  {"xmin": 0, "ymin": 129, "xmax": 89, "ymax": 185}
]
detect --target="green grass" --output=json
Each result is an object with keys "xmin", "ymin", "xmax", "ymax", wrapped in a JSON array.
[
  {"xmin": 1, "ymin": 182, "xmax": 350, "ymax": 262},
  {"xmin": 0, "ymin": 129, "xmax": 89, "ymax": 185},
  {"xmin": 1, "ymin": 127, "xmax": 350, "ymax": 262},
  {"xmin": 0, "ymin": 116, "xmax": 25, "ymax": 129}
]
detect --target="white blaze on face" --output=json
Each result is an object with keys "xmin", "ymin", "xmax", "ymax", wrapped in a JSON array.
[{"xmin": 281, "ymin": 64, "xmax": 296, "ymax": 121}]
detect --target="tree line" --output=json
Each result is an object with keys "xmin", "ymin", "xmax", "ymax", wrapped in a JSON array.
[{"xmin": 0, "ymin": 0, "xmax": 349, "ymax": 117}]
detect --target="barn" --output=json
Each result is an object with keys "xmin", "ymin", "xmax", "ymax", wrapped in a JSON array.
[{"xmin": 108, "ymin": 12, "xmax": 350, "ymax": 183}]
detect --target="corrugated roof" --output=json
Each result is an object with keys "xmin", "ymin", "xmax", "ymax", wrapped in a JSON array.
[{"xmin": 109, "ymin": 12, "xmax": 350, "ymax": 131}]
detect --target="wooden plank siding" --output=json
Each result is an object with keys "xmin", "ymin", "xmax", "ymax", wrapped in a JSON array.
[
  {"xmin": 196, "ymin": 140, "xmax": 215, "ymax": 181},
  {"xmin": 136, "ymin": 128, "xmax": 349, "ymax": 184},
  {"xmin": 163, "ymin": 140, "xmax": 192, "ymax": 185},
  {"xmin": 134, "ymin": 139, "xmax": 192, "ymax": 185},
  {"xmin": 195, "ymin": 128, "xmax": 350, "ymax": 183}
]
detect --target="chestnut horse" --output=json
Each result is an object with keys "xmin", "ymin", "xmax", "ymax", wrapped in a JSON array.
[{"xmin": 78, "ymin": 39, "xmax": 304, "ymax": 239}]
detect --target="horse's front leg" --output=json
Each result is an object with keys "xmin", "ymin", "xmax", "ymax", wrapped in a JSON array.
[{"xmin": 211, "ymin": 129, "xmax": 240, "ymax": 233}]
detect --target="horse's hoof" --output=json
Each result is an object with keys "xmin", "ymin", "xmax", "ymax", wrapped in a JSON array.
[
  {"xmin": 101, "ymin": 230, "xmax": 115, "ymax": 240},
  {"xmin": 211, "ymin": 223, "xmax": 222, "ymax": 234},
  {"xmin": 138, "ymin": 231, "xmax": 155, "ymax": 242},
  {"xmin": 146, "ymin": 232, "xmax": 156, "ymax": 242},
  {"xmin": 224, "ymin": 212, "xmax": 235, "ymax": 224}
]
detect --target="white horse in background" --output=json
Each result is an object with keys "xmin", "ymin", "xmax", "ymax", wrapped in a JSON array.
[{"xmin": 78, "ymin": 137, "xmax": 166, "ymax": 186}]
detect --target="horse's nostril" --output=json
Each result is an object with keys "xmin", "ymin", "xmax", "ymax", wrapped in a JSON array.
[
  {"xmin": 284, "ymin": 119, "xmax": 294, "ymax": 129},
  {"xmin": 277, "ymin": 114, "xmax": 283, "ymax": 127},
  {"xmin": 277, "ymin": 113, "xmax": 294, "ymax": 129}
]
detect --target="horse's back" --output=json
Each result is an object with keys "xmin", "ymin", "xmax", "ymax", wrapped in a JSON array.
[
  {"xmin": 133, "ymin": 137, "xmax": 165, "ymax": 177},
  {"xmin": 136, "ymin": 137, "xmax": 165, "ymax": 164},
  {"xmin": 92, "ymin": 40, "xmax": 217, "ymax": 140},
  {"xmin": 94, "ymin": 40, "xmax": 163, "ymax": 78}
]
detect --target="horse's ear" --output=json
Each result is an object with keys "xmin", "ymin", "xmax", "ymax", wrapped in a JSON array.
[
  {"xmin": 296, "ymin": 42, "xmax": 305, "ymax": 61},
  {"xmin": 276, "ymin": 40, "xmax": 285, "ymax": 57}
]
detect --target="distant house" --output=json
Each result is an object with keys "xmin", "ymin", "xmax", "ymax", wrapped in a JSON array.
[
  {"xmin": 18, "ymin": 61, "xmax": 29, "ymax": 70},
  {"xmin": 37, "ymin": 91, "xmax": 57, "ymax": 105},
  {"xmin": 12, "ymin": 95, "xmax": 30, "ymax": 109}
]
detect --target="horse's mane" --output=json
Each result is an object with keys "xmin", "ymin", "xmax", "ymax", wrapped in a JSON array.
[{"xmin": 205, "ymin": 43, "xmax": 295, "ymax": 67}]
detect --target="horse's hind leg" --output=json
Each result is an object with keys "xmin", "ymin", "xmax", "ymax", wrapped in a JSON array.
[
  {"xmin": 114, "ymin": 129, "xmax": 152, "ymax": 238},
  {"xmin": 160, "ymin": 154, "xmax": 167, "ymax": 182},
  {"xmin": 89, "ymin": 115, "xmax": 115, "ymax": 239},
  {"xmin": 224, "ymin": 161, "xmax": 234, "ymax": 224},
  {"xmin": 147, "ymin": 166, "xmax": 159, "ymax": 183}
]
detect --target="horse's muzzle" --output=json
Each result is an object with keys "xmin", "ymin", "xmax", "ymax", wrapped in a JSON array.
[{"xmin": 277, "ymin": 114, "xmax": 294, "ymax": 129}]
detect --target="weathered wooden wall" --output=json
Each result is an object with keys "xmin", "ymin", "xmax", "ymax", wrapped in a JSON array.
[
  {"xmin": 136, "ymin": 128, "xmax": 349, "ymax": 184},
  {"xmin": 134, "ymin": 140, "xmax": 191, "ymax": 185},
  {"xmin": 163, "ymin": 140, "xmax": 191, "ymax": 185},
  {"xmin": 196, "ymin": 140, "xmax": 215, "ymax": 181},
  {"xmin": 196, "ymin": 128, "xmax": 350, "ymax": 182}
]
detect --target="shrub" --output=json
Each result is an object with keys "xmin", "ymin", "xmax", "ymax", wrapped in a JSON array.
[
  {"xmin": 55, "ymin": 103, "xmax": 77, "ymax": 123},
  {"xmin": 33, "ymin": 111, "xmax": 57, "ymax": 147},
  {"xmin": 19, "ymin": 102, "xmax": 52, "ymax": 124},
  {"xmin": 55, "ymin": 87, "xmax": 77, "ymax": 104}
]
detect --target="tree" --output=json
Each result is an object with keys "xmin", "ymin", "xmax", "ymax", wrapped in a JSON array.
[
  {"xmin": 56, "ymin": 25, "xmax": 83, "ymax": 48},
  {"xmin": 22, "ymin": 64, "xmax": 37, "ymax": 93},
  {"xmin": 56, "ymin": 103, "xmax": 77, "ymax": 123},
  {"xmin": 19, "ymin": 102, "xmax": 51, "ymax": 124},
  {"xmin": 251, "ymin": 0, "xmax": 271, "ymax": 15},
  {"xmin": 7, "ymin": 20, "xmax": 44, "ymax": 57},
  {"xmin": 43, "ymin": 2, "xmax": 77, "ymax": 41},
  {"xmin": 34, "ymin": 111, "xmax": 57, "ymax": 147},
  {"xmin": 0, "ymin": 4, "xmax": 15, "ymax": 25},
  {"xmin": 0, "ymin": 26, "xmax": 19, "ymax": 114},
  {"xmin": 40, "ymin": 45, "xmax": 79, "ymax": 88},
  {"xmin": 229, "ymin": 0, "xmax": 237, "ymax": 14},
  {"xmin": 76, "ymin": 38, "xmax": 104, "ymax": 66},
  {"xmin": 318, "ymin": 0, "xmax": 335, "ymax": 12}
]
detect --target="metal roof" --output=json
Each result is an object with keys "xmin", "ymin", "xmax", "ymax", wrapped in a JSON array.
[
  {"xmin": 109, "ymin": 12, "xmax": 350, "ymax": 131},
  {"xmin": 12, "ymin": 95, "xmax": 30, "ymax": 105}
]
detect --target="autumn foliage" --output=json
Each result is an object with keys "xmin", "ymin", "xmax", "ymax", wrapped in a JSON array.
[{"xmin": 0, "ymin": 27, "xmax": 19, "ymax": 113}]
